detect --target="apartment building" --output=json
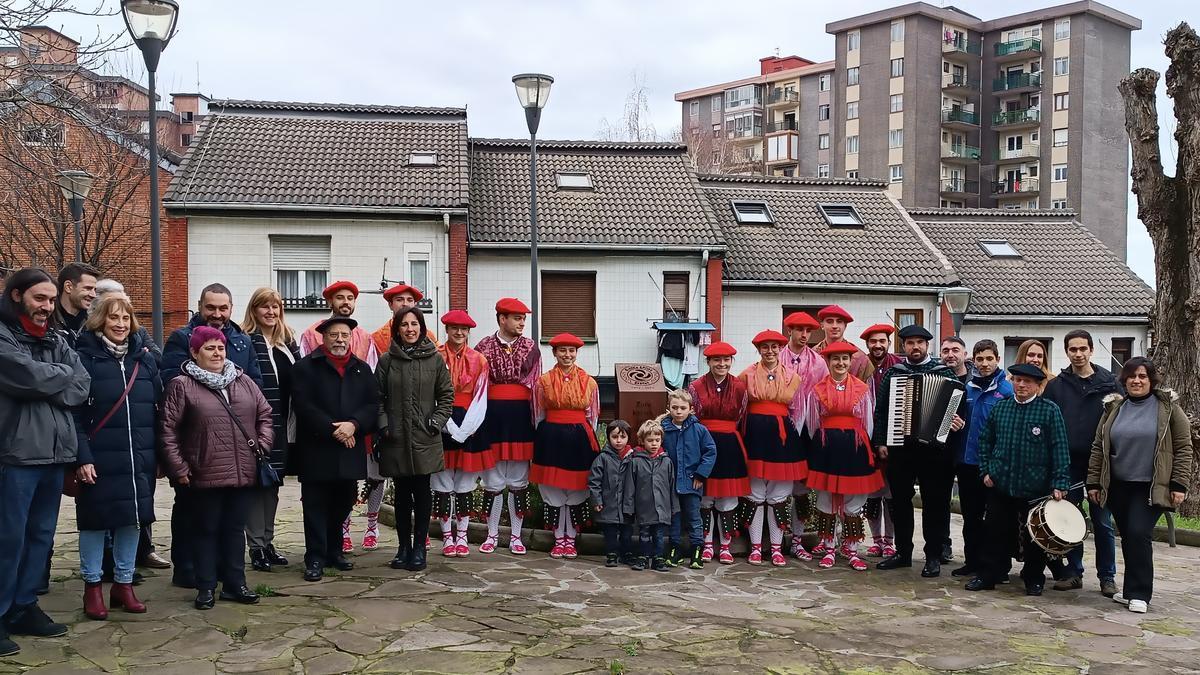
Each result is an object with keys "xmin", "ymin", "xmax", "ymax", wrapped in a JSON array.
[{"xmin": 675, "ymin": 1, "xmax": 1140, "ymax": 258}]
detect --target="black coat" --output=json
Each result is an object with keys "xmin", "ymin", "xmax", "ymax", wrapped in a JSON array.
[
  {"xmin": 249, "ymin": 332, "xmax": 301, "ymax": 473},
  {"xmin": 72, "ymin": 330, "xmax": 162, "ymax": 531},
  {"xmin": 1044, "ymin": 364, "xmax": 1120, "ymax": 465},
  {"xmin": 291, "ymin": 350, "xmax": 379, "ymax": 482}
]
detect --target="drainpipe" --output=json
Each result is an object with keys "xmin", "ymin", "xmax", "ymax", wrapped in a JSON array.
[
  {"xmin": 442, "ymin": 212, "xmax": 451, "ymax": 339},
  {"xmin": 935, "ymin": 289, "xmax": 944, "ymax": 344},
  {"xmin": 700, "ymin": 249, "xmax": 710, "ymax": 323}
]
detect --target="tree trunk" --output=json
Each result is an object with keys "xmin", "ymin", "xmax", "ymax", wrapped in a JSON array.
[{"xmin": 1119, "ymin": 23, "xmax": 1200, "ymax": 516}]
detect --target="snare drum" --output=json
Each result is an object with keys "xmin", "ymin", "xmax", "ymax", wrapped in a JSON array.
[{"xmin": 1026, "ymin": 499, "xmax": 1087, "ymax": 557}]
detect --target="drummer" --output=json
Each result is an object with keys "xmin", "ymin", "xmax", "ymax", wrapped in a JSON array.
[{"xmin": 967, "ymin": 363, "xmax": 1070, "ymax": 596}]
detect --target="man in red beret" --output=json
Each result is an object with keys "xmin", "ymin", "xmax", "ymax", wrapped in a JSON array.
[
  {"xmin": 814, "ymin": 305, "xmax": 854, "ymax": 351},
  {"xmin": 856, "ymin": 322, "xmax": 903, "ymax": 559},
  {"xmin": 474, "ymin": 298, "xmax": 541, "ymax": 555},
  {"xmin": 371, "ymin": 284, "xmax": 438, "ymax": 356},
  {"xmin": 779, "ymin": 311, "xmax": 828, "ymax": 561}
]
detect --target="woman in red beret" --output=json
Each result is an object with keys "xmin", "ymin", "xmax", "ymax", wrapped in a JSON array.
[
  {"xmin": 530, "ymin": 333, "xmax": 600, "ymax": 559},
  {"xmin": 803, "ymin": 342, "xmax": 884, "ymax": 571}
]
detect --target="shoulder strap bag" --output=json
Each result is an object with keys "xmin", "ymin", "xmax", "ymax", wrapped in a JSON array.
[{"xmin": 208, "ymin": 388, "xmax": 282, "ymax": 489}]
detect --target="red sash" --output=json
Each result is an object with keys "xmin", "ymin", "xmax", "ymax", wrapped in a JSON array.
[
  {"xmin": 700, "ymin": 418, "xmax": 749, "ymax": 460},
  {"xmin": 453, "ymin": 391, "xmax": 474, "ymax": 408},
  {"xmin": 748, "ymin": 401, "xmax": 790, "ymax": 444},
  {"xmin": 489, "ymin": 384, "xmax": 530, "ymax": 401},
  {"xmin": 821, "ymin": 415, "xmax": 873, "ymax": 466},
  {"xmin": 545, "ymin": 409, "xmax": 599, "ymax": 452}
]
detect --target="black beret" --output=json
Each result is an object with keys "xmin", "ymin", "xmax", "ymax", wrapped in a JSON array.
[
  {"xmin": 897, "ymin": 324, "xmax": 933, "ymax": 341},
  {"xmin": 316, "ymin": 317, "xmax": 358, "ymax": 334},
  {"xmin": 1008, "ymin": 363, "xmax": 1047, "ymax": 381}
]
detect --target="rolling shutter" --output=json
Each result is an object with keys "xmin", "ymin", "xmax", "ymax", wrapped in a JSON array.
[
  {"xmin": 271, "ymin": 236, "xmax": 330, "ymax": 271},
  {"xmin": 663, "ymin": 272, "xmax": 689, "ymax": 320},
  {"xmin": 541, "ymin": 272, "xmax": 595, "ymax": 339}
]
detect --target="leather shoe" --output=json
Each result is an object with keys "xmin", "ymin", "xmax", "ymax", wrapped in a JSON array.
[
  {"xmin": 876, "ymin": 554, "xmax": 913, "ymax": 570},
  {"xmin": 1025, "ymin": 584, "xmax": 1044, "ymax": 596},
  {"xmin": 951, "ymin": 565, "xmax": 976, "ymax": 577},
  {"xmin": 940, "ymin": 542, "xmax": 954, "ymax": 564},
  {"xmin": 194, "ymin": 590, "xmax": 215, "ymax": 610},
  {"xmin": 328, "ymin": 557, "xmax": 354, "ymax": 572},
  {"xmin": 303, "ymin": 563, "xmax": 323, "ymax": 582},
  {"xmin": 219, "ymin": 586, "xmax": 260, "ymax": 605},
  {"xmin": 921, "ymin": 560, "xmax": 941, "ymax": 578},
  {"xmin": 965, "ymin": 577, "xmax": 995, "ymax": 591},
  {"xmin": 406, "ymin": 547, "xmax": 427, "ymax": 572},
  {"xmin": 266, "ymin": 546, "xmax": 289, "ymax": 566},
  {"xmin": 139, "ymin": 552, "xmax": 172, "ymax": 569},
  {"xmin": 250, "ymin": 549, "xmax": 272, "ymax": 573},
  {"xmin": 389, "ymin": 544, "xmax": 411, "ymax": 570}
]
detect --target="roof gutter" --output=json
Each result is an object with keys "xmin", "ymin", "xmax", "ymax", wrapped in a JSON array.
[
  {"xmin": 964, "ymin": 314, "xmax": 1150, "ymax": 324},
  {"xmin": 723, "ymin": 279, "xmax": 945, "ymax": 294},
  {"xmin": 164, "ymin": 202, "xmax": 468, "ymax": 216},
  {"xmin": 469, "ymin": 241, "xmax": 727, "ymax": 253}
]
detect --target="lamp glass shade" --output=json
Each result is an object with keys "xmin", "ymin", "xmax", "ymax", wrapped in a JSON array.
[
  {"xmin": 56, "ymin": 170, "xmax": 94, "ymax": 201},
  {"xmin": 512, "ymin": 73, "xmax": 554, "ymax": 110},
  {"xmin": 122, "ymin": 0, "xmax": 179, "ymax": 43},
  {"xmin": 943, "ymin": 286, "xmax": 973, "ymax": 315}
]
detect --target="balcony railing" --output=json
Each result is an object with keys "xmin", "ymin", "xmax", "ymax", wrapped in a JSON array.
[
  {"xmin": 995, "ymin": 144, "xmax": 1040, "ymax": 161},
  {"xmin": 727, "ymin": 127, "xmax": 763, "ymax": 139},
  {"xmin": 767, "ymin": 89, "xmax": 800, "ymax": 105},
  {"xmin": 943, "ymin": 74, "xmax": 980, "ymax": 91},
  {"xmin": 943, "ymin": 144, "xmax": 981, "ymax": 160},
  {"xmin": 994, "ymin": 37, "xmax": 1041, "ymax": 57},
  {"xmin": 282, "ymin": 296, "xmax": 324, "ymax": 310},
  {"xmin": 941, "ymin": 108, "xmax": 979, "ymax": 125},
  {"xmin": 992, "ymin": 72, "xmax": 1042, "ymax": 92},
  {"xmin": 992, "ymin": 108, "xmax": 1041, "ymax": 126},
  {"xmin": 940, "ymin": 179, "xmax": 979, "ymax": 194},
  {"xmin": 943, "ymin": 35, "xmax": 982, "ymax": 56},
  {"xmin": 992, "ymin": 177, "xmax": 1040, "ymax": 195},
  {"xmin": 766, "ymin": 119, "xmax": 797, "ymax": 133}
]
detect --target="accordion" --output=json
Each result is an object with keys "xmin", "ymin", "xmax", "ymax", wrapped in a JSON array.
[{"xmin": 884, "ymin": 373, "xmax": 966, "ymax": 448}]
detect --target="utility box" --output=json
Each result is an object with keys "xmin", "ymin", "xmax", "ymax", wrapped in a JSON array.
[{"xmin": 615, "ymin": 363, "xmax": 668, "ymax": 433}]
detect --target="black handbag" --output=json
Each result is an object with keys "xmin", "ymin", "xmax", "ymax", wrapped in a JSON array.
[{"xmin": 208, "ymin": 389, "xmax": 282, "ymax": 488}]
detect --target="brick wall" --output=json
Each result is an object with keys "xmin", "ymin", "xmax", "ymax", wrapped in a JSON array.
[
  {"xmin": 449, "ymin": 220, "xmax": 468, "ymax": 310},
  {"xmin": 706, "ymin": 255, "xmax": 724, "ymax": 340}
]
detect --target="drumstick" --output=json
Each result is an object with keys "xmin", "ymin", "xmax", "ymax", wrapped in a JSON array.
[{"xmin": 1026, "ymin": 481, "xmax": 1085, "ymax": 505}]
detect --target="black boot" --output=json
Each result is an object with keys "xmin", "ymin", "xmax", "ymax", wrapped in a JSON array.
[
  {"xmin": 0, "ymin": 624, "xmax": 18, "ymax": 657},
  {"xmin": 389, "ymin": 542, "xmax": 411, "ymax": 570},
  {"xmin": 194, "ymin": 589, "xmax": 215, "ymax": 610},
  {"xmin": 219, "ymin": 585, "xmax": 260, "ymax": 605},
  {"xmin": 303, "ymin": 560, "xmax": 323, "ymax": 582},
  {"xmin": 406, "ymin": 546, "xmax": 427, "ymax": 572},
  {"xmin": 266, "ymin": 545, "xmax": 289, "ymax": 566},
  {"xmin": 249, "ymin": 548, "xmax": 272, "ymax": 573},
  {"xmin": 3, "ymin": 604, "xmax": 66, "ymax": 637}
]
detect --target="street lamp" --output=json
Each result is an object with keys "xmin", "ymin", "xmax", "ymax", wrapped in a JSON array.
[
  {"xmin": 56, "ymin": 169, "xmax": 93, "ymax": 263},
  {"xmin": 512, "ymin": 73, "xmax": 553, "ymax": 343},
  {"xmin": 122, "ymin": 0, "xmax": 178, "ymax": 347},
  {"xmin": 943, "ymin": 286, "xmax": 974, "ymax": 336}
]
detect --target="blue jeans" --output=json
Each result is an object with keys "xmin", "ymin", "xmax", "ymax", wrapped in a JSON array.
[
  {"xmin": 80, "ymin": 526, "xmax": 139, "ymax": 584},
  {"xmin": 0, "ymin": 463, "xmax": 64, "ymax": 617},
  {"xmin": 639, "ymin": 524, "xmax": 666, "ymax": 558},
  {"xmin": 602, "ymin": 523, "xmax": 633, "ymax": 557},
  {"xmin": 670, "ymin": 493, "xmax": 704, "ymax": 549},
  {"xmin": 1049, "ymin": 464, "xmax": 1117, "ymax": 582}
]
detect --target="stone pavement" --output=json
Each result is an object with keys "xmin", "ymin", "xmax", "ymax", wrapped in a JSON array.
[{"xmin": 7, "ymin": 481, "xmax": 1200, "ymax": 674}]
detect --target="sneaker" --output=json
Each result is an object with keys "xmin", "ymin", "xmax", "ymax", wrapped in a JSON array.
[
  {"xmin": 605, "ymin": 553, "xmax": 620, "ymax": 567},
  {"xmin": 770, "ymin": 547, "xmax": 787, "ymax": 567},
  {"xmin": 848, "ymin": 554, "xmax": 868, "ymax": 571},
  {"xmin": 562, "ymin": 539, "xmax": 578, "ymax": 559},
  {"xmin": 630, "ymin": 556, "xmax": 647, "ymax": 571},
  {"xmin": 701, "ymin": 543, "xmax": 714, "ymax": 562},
  {"xmin": 442, "ymin": 538, "xmax": 457, "ymax": 557},
  {"xmin": 747, "ymin": 545, "xmax": 763, "ymax": 565},
  {"xmin": 455, "ymin": 541, "xmax": 471, "ymax": 558},
  {"xmin": 1128, "ymin": 599, "xmax": 1148, "ymax": 614},
  {"xmin": 341, "ymin": 536, "xmax": 353, "ymax": 554},
  {"xmin": 479, "ymin": 535, "xmax": 498, "ymax": 554},
  {"xmin": 664, "ymin": 546, "xmax": 680, "ymax": 568},
  {"xmin": 718, "ymin": 546, "xmax": 734, "ymax": 565},
  {"xmin": 362, "ymin": 534, "xmax": 379, "ymax": 551},
  {"xmin": 4, "ymin": 604, "xmax": 67, "ymax": 638},
  {"xmin": 620, "ymin": 552, "xmax": 638, "ymax": 567},
  {"xmin": 0, "ymin": 632, "xmax": 17, "ymax": 657},
  {"xmin": 792, "ymin": 542, "xmax": 813, "ymax": 562},
  {"xmin": 690, "ymin": 548, "xmax": 704, "ymax": 570},
  {"xmin": 651, "ymin": 557, "xmax": 669, "ymax": 572},
  {"xmin": 549, "ymin": 539, "xmax": 566, "ymax": 559},
  {"xmin": 1053, "ymin": 576, "xmax": 1082, "ymax": 591},
  {"xmin": 818, "ymin": 551, "xmax": 836, "ymax": 569},
  {"xmin": 1113, "ymin": 593, "xmax": 1130, "ymax": 606},
  {"xmin": 865, "ymin": 543, "xmax": 884, "ymax": 557},
  {"xmin": 509, "ymin": 537, "xmax": 527, "ymax": 555},
  {"xmin": 1100, "ymin": 578, "xmax": 1118, "ymax": 598}
]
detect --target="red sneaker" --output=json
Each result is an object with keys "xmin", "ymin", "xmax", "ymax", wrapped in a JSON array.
[
  {"xmin": 479, "ymin": 536, "xmax": 498, "ymax": 554},
  {"xmin": 718, "ymin": 546, "xmax": 735, "ymax": 565},
  {"xmin": 362, "ymin": 534, "xmax": 379, "ymax": 552},
  {"xmin": 549, "ymin": 539, "xmax": 566, "ymax": 559},
  {"xmin": 849, "ymin": 554, "xmax": 868, "ymax": 571},
  {"xmin": 562, "ymin": 538, "xmax": 578, "ymax": 559},
  {"xmin": 770, "ymin": 546, "xmax": 787, "ymax": 567},
  {"xmin": 747, "ymin": 545, "xmax": 763, "ymax": 565},
  {"xmin": 455, "ymin": 542, "xmax": 471, "ymax": 557},
  {"xmin": 818, "ymin": 550, "xmax": 836, "ymax": 569},
  {"xmin": 509, "ymin": 537, "xmax": 527, "ymax": 555},
  {"xmin": 701, "ymin": 543, "xmax": 714, "ymax": 562},
  {"xmin": 441, "ymin": 537, "xmax": 457, "ymax": 557},
  {"xmin": 341, "ymin": 537, "xmax": 353, "ymax": 554},
  {"xmin": 866, "ymin": 543, "xmax": 884, "ymax": 557}
]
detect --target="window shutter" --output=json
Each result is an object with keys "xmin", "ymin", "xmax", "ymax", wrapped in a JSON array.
[
  {"xmin": 663, "ymin": 273, "xmax": 689, "ymax": 320},
  {"xmin": 541, "ymin": 272, "xmax": 595, "ymax": 338},
  {"xmin": 271, "ymin": 236, "xmax": 330, "ymax": 271}
]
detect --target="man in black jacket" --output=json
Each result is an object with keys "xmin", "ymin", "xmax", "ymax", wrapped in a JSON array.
[
  {"xmin": 49, "ymin": 263, "xmax": 99, "ymax": 348},
  {"xmin": 1043, "ymin": 329, "xmax": 1119, "ymax": 596},
  {"xmin": 291, "ymin": 317, "xmax": 379, "ymax": 582}
]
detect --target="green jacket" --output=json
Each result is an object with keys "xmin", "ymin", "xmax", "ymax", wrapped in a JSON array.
[
  {"xmin": 978, "ymin": 395, "xmax": 1070, "ymax": 498},
  {"xmin": 870, "ymin": 356, "xmax": 956, "ymax": 448},
  {"xmin": 375, "ymin": 338, "xmax": 454, "ymax": 477},
  {"xmin": 1086, "ymin": 389, "xmax": 1193, "ymax": 510}
]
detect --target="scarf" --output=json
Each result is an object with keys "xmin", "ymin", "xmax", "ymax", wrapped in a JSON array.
[
  {"xmin": 97, "ymin": 332, "xmax": 129, "ymax": 359},
  {"xmin": 19, "ymin": 315, "xmax": 47, "ymax": 338},
  {"xmin": 321, "ymin": 346, "xmax": 352, "ymax": 376},
  {"xmin": 183, "ymin": 359, "xmax": 240, "ymax": 390},
  {"xmin": 972, "ymin": 370, "xmax": 1001, "ymax": 390}
]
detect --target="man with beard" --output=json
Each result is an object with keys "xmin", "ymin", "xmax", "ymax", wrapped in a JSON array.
[
  {"xmin": 371, "ymin": 284, "xmax": 438, "ymax": 355},
  {"xmin": 779, "ymin": 311, "xmax": 827, "ymax": 561},
  {"xmin": 857, "ymin": 323, "xmax": 901, "ymax": 558},
  {"xmin": 50, "ymin": 263, "xmax": 99, "ymax": 348}
]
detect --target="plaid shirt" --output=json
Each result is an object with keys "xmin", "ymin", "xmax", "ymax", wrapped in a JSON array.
[{"xmin": 978, "ymin": 395, "xmax": 1070, "ymax": 498}]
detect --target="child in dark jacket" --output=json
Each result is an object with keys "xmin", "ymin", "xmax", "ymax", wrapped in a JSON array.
[
  {"xmin": 660, "ymin": 390, "xmax": 718, "ymax": 569},
  {"xmin": 589, "ymin": 420, "xmax": 635, "ymax": 567},
  {"xmin": 622, "ymin": 420, "xmax": 679, "ymax": 572}
]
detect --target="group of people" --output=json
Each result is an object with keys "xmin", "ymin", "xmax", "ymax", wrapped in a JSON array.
[{"xmin": 0, "ymin": 265, "xmax": 1192, "ymax": 659}]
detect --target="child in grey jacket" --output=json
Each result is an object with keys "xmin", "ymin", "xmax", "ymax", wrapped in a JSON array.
[
  {"xmin": 589, "ymin": 420, "xmax": 635, "ymax": 567},
  {"xmin": 622, "ymin": 420, "xmax": 679, "ymax": 571}
]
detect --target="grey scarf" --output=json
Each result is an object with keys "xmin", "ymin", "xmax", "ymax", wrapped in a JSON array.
[
  {"xmin": 97, "ymin": 332, "xmax": 129, "ymax": 359},
  {"xmin": 183, "ymin": 359, "xmax": 240, "ymax": 390}
]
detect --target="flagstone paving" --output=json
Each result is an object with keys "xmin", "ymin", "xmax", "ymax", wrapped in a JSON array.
[{"xmin": 8, "ymin": 482, "xmax": 1199, "ymax": 673}]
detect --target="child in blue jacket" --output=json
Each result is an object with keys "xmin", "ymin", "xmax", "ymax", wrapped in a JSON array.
[{"xmin": 660, "ymin": 389, "xmax": 717, "ymax": 569}]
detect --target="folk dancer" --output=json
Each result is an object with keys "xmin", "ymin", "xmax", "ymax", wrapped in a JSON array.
[
  {"xmin": 371, "ymin": 283, "xmax": 438, "ymax": 356},
  {"xmin": 857, "ymin": 323, "xmax": 902, "ymax": 558},
  {"xmin": 779, "ymin": 311, "xmax": 827, "ymax": 560}
]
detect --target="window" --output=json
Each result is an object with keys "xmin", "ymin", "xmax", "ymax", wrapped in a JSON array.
[
  {"xmin": 725, "ymin": 85, "xmax": 761, "ymax": 109},
  {"xmin": 181, "ymin": 111, "xmax": 194, "ymax": 122},
  {"xmin": 1054, "ymin": 93, "xmax": 1069, "ymax": 110},
  {"xmin": 979, "ymin": 240, "xmax": 1021, "ymax": 258},
  {"xmin": 890, "ymin": 58, "xmax": 904, "ymax": 78},
  {"xmin": 732, "ymin": 201, "xmax": 773, "ymax": 224},
  {"xmin": 818, "ymin": 203, "xmax": 864, "ymax": 226},
  {"xmin": 556, "ymin": 172, "xmax": 593, "ymax": 189},
  {"xmin": 847, "ymin": 31, "xmax": 860, "ymax": 51},
  {"xmin": 1053, "ymin": 57, "xmax": 1069, "ymax": 76},
  {"xmin": 542, "ymin": 272, "xmax": 596, "ymax": 339},
  {"xmin": 847, "ymin": 135, "xmax": 859, "ymax": 154},
  {"xmin": 818, "ymin": 73, "xmax": 830, "ymax": 91},
  {"xmin": 889, "ymin": 164, "xmax": 903, "ymax": 182},
  {"xmin": 271, "ymin": 236, "xmax": 331, "ymax": 307},
  {"xmin": 890, "ymin": 94, "xmax": 903, "ymax": 112},
  {"xmin": 818, "ymin": 133, "xmax": 830, "ymax": 149},
  {"xmin": 891, "ymin": 21, "xmax": 905, "ymax": 42},
  {"xmin": 1111, "ymin": 337, "xmax": 1133, "ymax": 372},
  {"xmin": 889, "ymin": 129, "xmax": 903, "ymax": 148},
  {"xmin": 1029, "ymin": 95, "xmax": 1040, "ymax": 109},
  {"xmin": 1055, "ymin": 18, "xmax": 1070, "ymax": 40},
  {"xmin": 847, "ymin": 101, "xmax": 859, "ymax": 119},
  {"xmin": 846, "ymin": 170, "xmax": 859, "ymax": 179},
  {"xmin": 20, "ymin": 123, "xmax": 64, "ymax": 146},
  {"xmin": 663, "ymin": 272, "xmax": 689, "ymax": 320},
  {"xmin": 1053, "ymin": 128, "xmax": 1068, "ymax": 146},
  {"xmin": 818, "ymin": 104, "xmax": 830, "ymax": 121},
  {"xmin": 1030, "ymin": 129, "xmax": 1040, "ymax": 142},
  {"xmin": 817, "ymin": 163, "xmax": 830, "ymax": 178},
  {"xmin": 689, "ymin": 100, "xmax": 699, "ymax": 116},
  {"xmin": 181, "ymin": 133, "xmax": 192, "ymax": 146},
  {"xmin": 712, "ymin": 123, "xmax": 720, "ymax": 138},
  {"xmin": 408, "ymin": 254, "xmax": 430, "ymax": 296},
  {"xmin": 847, "ymin": 67, "xmax": 860, "ymax": 86},
  {"xmin": 1053, "ymin": 164, "xmax": 1068, "ymax": 182},
  {"xmin": 1027, "ymin": 199, "xmax": 1039, "ymax": 209},
  {"xmin": 711, "ymin": 95, "xmax": 722, "ymax": 112},
  {"xmin": 1027, "ymin": 164, "xmax": 1039, "ymax": 178},
  {"xmin": 711, "ymin": 151, "xmax": 720, "ymax": 167},
  {"xmin": 894, "ymin": 309, "xmax": 924, "ymax": 352},
  {"xmin": 1052, "ymin": 199, "xmax": 1069, "ymax": 209},
  {"xmin": 409, "ymin": 152, "xmax": 438, "ymax": 166}
]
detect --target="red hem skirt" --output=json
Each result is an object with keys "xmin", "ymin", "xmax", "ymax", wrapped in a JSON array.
[
  {"xmin": 806, "ymin": 427, "xmax": 884, "ymax": 495},
  {"xmin": 479, "ymin": 399, "xmax": 535, "ymax": 462},
  {"xmin": 744, "ymin": 412, "xmax": 807, "ymax": 481},
  {"xmin": 442, "ymin": 406, "xmax": 498, "ymax": 473},
  {"xmin": 531, "ymin": 420, "xmax": 598, "ymax": 491},
  {"xmin": 704, "ymin": 430, "xmax": 751, "ymax": 498}
]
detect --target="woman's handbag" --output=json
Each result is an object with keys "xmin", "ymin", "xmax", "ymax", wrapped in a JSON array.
[
  {"xmin": 208, "ymin": 389, "xmax": 282, "ymax": 488},
  {"xmin": 64, "ymin": 361, "xmax": 142, "ymax": 497}
]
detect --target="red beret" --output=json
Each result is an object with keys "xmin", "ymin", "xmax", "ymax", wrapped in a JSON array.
[
  {"xmin": 817, "ymin": 304, "xmax": 853, "ymax": 323},
  {"xmin": 322, "ymin": 280, "xmax": 359, "ymax": 300},
  {"xmin": 752, "ymin": 329, "xmax": 788, "ymax": 346},
  {"xmin": 440, "ymin": 310, "xmax": 476, "ymax": 328},
  {"xmin": 703, "ymin": 341, "xmax": 737, "ymax": 358},
  {"xmin": 495, "ymin": 297, "xmax": 531, "ymax": 315},
  {"xmin": 820, "ymin": 340, "xmax": 860, "ymax": 357},
  {"xmin": 384, "ymin": 283, "xmax": 423, "ymax": 302},
  {"xmin": 549, "ymin": 333, "xmax": 584, "ymax": 348},
  {"xmin": 859, "ymin": 323, "xmax": 895, "ymax": 340},
  {"xmin": 783, "ymin": 311, "xmax": 819, "ymax": 330}
]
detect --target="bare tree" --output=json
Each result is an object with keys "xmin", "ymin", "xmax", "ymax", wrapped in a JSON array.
[
  {"xmin": 598, "ymin": 70, "xmax": 666, "ymax": 143},
  {"xmin": 673, "ymin": 124, "xmax": 759, "ymax": 175},
  {"xmin": 1119, "ymin": 22, "xmax": 1200, "ymax": 516}
]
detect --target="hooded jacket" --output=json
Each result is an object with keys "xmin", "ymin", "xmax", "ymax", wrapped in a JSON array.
[
  {"xmin": 0, "ymin": 318, "xmax": 90, "ymax": 465},
  {"xmin": 161, "ymin": 313, "xmax": 263, "ymax": 387},
  {"xmin": 963, "ymin": 370, "xmax": 1014, "ymax": 466},
  {"xmin": 588, "ymin": 445, "xmax": 629, "ymax": 524},
  {"xmin": 1087, "ymin": 389, "xmax": 1193, "ymax": 510},
  {"xmin": 659, "ymin": 414, "xmax": 717, "ymax": 496},
  {"xmin": 621, "ymin": 447, "xmax": 679, "ymax": 526},
  {"xmin": 375, "ymin": 337, "xmax": 454, "ymax": 477},
  {"xmin": 1043, "ymin": 363, "xmax": 1119, "ymax": 464}
]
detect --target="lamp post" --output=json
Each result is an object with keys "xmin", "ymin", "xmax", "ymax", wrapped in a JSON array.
[
  {"xmin": 943, "ymin": 286, "xmax": 974, "ymax": 336},
  {"xmin": 56, "ymin": 169, "xmax": 93, "ymax": 263},
  {"xmin": 512, "ymin": 73, "xmax": 554, "ymax": 343},
  {"xmin": 122, "ymin": 0, "xmax": 178, "ymax": 347}
]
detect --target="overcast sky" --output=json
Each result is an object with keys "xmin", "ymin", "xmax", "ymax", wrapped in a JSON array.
[{"xmin": 64, "ymin": 0, "xmax": 1190, "ymax": 285}]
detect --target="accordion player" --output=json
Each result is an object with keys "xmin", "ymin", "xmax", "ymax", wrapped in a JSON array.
[{"xmin": 884, "ymin": 373, "xmax": 966, "ymax": 448}]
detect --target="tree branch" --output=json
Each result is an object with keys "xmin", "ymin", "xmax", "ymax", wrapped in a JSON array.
[{"xmin": 1119, "ymin": 68, "xmax": 1176, "ymax": 239}]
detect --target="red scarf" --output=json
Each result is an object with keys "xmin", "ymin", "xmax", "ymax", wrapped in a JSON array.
[
  {"xmin": 19, "ymin": 315, "xmax": 47, "ymax": 338},
  {"xmin": 321, "ymin": 346, "xmax": 352, "ymax": 376}
]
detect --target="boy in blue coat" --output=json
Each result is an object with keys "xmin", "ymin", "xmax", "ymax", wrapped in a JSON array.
[{"xmin": 660, "ymin": 389, "xmax": 718, "ymax": 569}]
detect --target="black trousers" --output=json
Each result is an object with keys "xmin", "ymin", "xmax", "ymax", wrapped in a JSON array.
[
  {"xmin": 301, "ymin": 480, "xmax": 358, "ymax": 567},
  {"xmin": 885, "ymin": 445, "xmax": 954, "ymax": 560},
  {"xmin": 170, "ymin": 484, "xmax": 195, "ymax": 581},
  {"xmin": 982, "ymin": 491, "xmax": 1047, "ymax": 587},
  {"xmin": 1107, "ymin": 480, "xmax": 1162, "ymax": 602},
  {"xmin": 187, "ymin": 487, "xmax": 252, "ymax": 592},
  {"xmin": 393, "ymin": 474, "xmax": 432, "ymax": 550},
  {"xmin": 956, "ymin": 463, "xmax": 988, "ymax": 571}
]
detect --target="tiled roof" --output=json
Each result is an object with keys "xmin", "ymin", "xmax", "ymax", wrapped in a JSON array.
[
  {"xmin": 906, "ymin": 207, "xmax": 1079, "ymax": 217},
  {"xmin": 209, "ymin": 99, "xmax": 466, "ymax": 116},
  {"xmin": 468, "ymin": 139, "xmax": 724, "ymax": 249},
  {"xmin": 699, "ymin": 174, "xmax": 889, "ymax": 188},
  {"xmin": 916, "ymin": 216, "xmax": 1153, "ymax": 316},
  {"xmin": 702, "ymin": 180, "xmax": 955, "ymax": 287},
  {"xmin": 165, "ymin": 106, "xmax": 468, "ymax": 209}
]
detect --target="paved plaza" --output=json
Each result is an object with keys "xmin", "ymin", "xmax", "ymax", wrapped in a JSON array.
[{"xmin": 7, "ymin": 482, "xmax": 1199, "ymax": 674}]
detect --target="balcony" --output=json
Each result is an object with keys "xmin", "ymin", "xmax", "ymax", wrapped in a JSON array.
[
  {"xmin": 941, "ymin": 107, "xmax": 979, "ymax": 129},
  {"xmin": 992, "ymin": 177, "xmax": 1040, "ymax": 196},
  {"xmin": 940, "ymin": 178, "xmax": 979, "ymax": 196},
  {"xmin": 727, "ymin": 127, "xmax": 763, "ymax": 140},
  {"xmin": 943, "ymin": 35, "xmax": 982, "ymax": 58},
  {"xmin": 766, "ymin": 119, "xmax": 797, "ymax": 134},
  {"xmin": 992, "ymin": 108, "xmax": 1041, "ymax": 129},
  {"xmin": 995, "ymin": 143, "xmax": 1040, "ymax": 163},
  {"xmin": 994, "ymin": 38, "xmax": 1041, "ymax": 62},
  {"xmin": 992, "ymin": 71, "xmax": 1042, "ymax": 94},
  {"xmin": 942, "ymin": 74, "xmax": 980, "ymax": 94},
  {"xmin": 767, "ymin": 89, "xmax": 800, "ymax": 107},
  {"xmin": 942, "ymin": 143, "xmax": 981, "ymax": 163}
]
